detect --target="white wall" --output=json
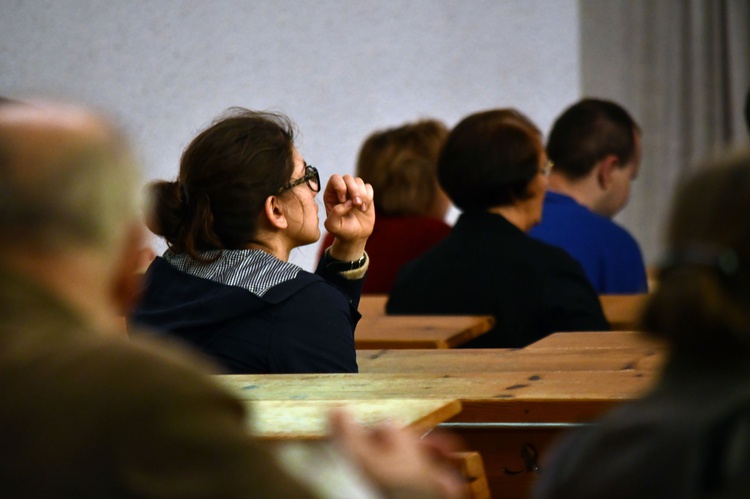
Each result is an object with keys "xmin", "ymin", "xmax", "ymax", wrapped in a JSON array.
[{"xmin": 0, "ymin": 0, "xmax": 581, "ymax": 270}]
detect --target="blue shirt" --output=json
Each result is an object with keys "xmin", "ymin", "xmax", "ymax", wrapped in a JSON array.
[{"xmin": 530, "ymin": 192, "xmax": 648, "ymax": 294}]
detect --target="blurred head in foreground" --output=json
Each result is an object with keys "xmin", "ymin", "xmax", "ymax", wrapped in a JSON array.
[
  {"xmin": 0, "ymin": 100, "xmax": 143, "ymax": 324},
  {"xmin": 644, "ymin": 150, "xmax": 750, "ymax": 362}
]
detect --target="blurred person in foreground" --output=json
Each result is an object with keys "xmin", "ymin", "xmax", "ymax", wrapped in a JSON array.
[
  {"xmin": 387, "ymin": 109, "xmax": 608, "ymax": 348},
  {"xmin": 319, "ymin": 119, "xmax": 452, "ymax": 294},
  {"xmin": 534, "ymin": 151, "xmax": 750, "ymax": 499},
  {"xmin": 0, "ymin": 101, "xmax": 464, "ymax": 499},
  {"xmin": 529, "ymin": 98, "xmax": 647, "ymax": 294}
]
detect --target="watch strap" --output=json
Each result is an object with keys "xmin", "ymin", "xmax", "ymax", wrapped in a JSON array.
[{"xmin": 324, "ymin": 247, "xmax": 368, "ymax": 272}]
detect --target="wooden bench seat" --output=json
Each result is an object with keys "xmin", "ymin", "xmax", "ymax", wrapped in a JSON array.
[
  {"xmin": 355, "ymin": 315, "xmax": 495, "ymax": 349},
  {"xmin": 359, "ymin": 293, "xmax": 650, "ymax": 331},
  {"xmin": 357, "ymin": 346, "xmax": 665, "ymax": 374},
  {"xmin": 450, "ymin": 451, "xmax": 490, "ymax": 499},
  {"xmin": 525, "ymin": 331, "xmax": 664, "ymax": 350}
]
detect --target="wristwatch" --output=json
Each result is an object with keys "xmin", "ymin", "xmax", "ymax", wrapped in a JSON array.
[{"xmin": 324, "ymin": 249, "xmax": 368, "ymax": 272}]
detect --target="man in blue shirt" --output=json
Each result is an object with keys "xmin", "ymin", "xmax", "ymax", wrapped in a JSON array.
[{"xmin": 530, "ymin": 99, "xmax": 647, "ymax": 294}]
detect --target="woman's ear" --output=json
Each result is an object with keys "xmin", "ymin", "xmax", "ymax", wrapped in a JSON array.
[{"xmin": 263, "ymin": 195, "xmax": 288, "ymax": 230}]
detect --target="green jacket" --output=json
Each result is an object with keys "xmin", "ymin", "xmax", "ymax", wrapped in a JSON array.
[{"xmin": 0, "ymin": 267, "xmax": 317, "ymax": 499}]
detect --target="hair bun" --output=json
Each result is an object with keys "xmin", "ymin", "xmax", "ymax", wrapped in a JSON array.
[{"xmin": 146, "ymin": 180, "xmax": 184, "ymax": 243}]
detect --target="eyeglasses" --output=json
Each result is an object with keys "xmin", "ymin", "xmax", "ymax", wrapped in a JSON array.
[
  {"xmin": 540, "ymin": 160, "xmax": 554, "ymax": 177},
  {"xmin": 278, "ymin": 164, "xmax": 320, "ymax": 194}
]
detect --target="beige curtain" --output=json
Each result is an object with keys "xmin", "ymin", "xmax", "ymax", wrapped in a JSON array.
[{"xmin": 579, "ymin": 0, "xmax": 750, "ymax": 267}]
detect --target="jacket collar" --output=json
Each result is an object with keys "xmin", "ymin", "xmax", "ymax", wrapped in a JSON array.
[{"xmin": 453, "ymin": 211, "xmax": 526, "ymax": 237}]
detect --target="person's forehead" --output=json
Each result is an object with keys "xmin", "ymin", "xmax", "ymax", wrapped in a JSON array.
[{"xmin": 291, "ymin": 147, "xmax": 305, "ymax": 170}]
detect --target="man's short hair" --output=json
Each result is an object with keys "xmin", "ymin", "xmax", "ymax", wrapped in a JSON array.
[
  {"xmin": 547, "ymin": 98, "xmax": 640, "ymax": 181},
  {"xmin": 0, "ymin": 104, "xmax": 140, "ymax": 252}
]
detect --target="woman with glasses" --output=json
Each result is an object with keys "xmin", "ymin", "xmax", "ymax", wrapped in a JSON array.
[
  {"xmin": 130, "ymin": 108, "xmax": 374, "ymax": 374},
  {"xmin": 387, "ymin": 108, "xmax": 608, "ymax": 347}
]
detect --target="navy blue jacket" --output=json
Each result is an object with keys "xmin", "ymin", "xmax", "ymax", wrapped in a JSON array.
[{"xmin": 130, "ymin": 254, "xmax": 362, "ymax": 374}]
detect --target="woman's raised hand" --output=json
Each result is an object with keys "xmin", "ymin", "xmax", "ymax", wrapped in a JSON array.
[{"xmin": 323, "ymin": 174, "xmax": 375, "ymax": 261}]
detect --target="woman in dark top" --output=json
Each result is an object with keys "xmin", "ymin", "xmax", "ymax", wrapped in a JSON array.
[
  {"xmin": 319, "ymin": 119, "xmax": 452, "ymax": 294},
  {"xmin": 387, "ymin": 109, "xmax": 608, "ymax": 347},
  {"xmin": 130, "ymin": 108, "xmax": 374, "ymax": 374},
  {"xmin": 534, "ymin": 152, "xmax": 750, "ymax": 499}
]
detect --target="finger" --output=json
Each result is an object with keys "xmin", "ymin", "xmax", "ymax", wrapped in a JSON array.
[
  {"xmin": 436, "ymin": 470, "xmax": 468, "ymax": 499},
  {"xmin": 363, "ymin": 182, "xmax": 374, "ymax": 211},
  {"xmin": 341, "ymin": 175, "xmax": 363, "ymax": 206},
  {"xmin": 368, "ymin": 419, "xmax": 401, "ymax": 448},
  {"xmin": 421, "ymin": 430, "xmax": 466, "ymax": 459},
  {"xmin": 328, "ymin": 408, "xmax": 368, "ymax": 458},
  {"xmin": 325, "ymin": 174, "xmax": 348, "ymax": 204},
  {"xmin": 326, "ymin": 199, "xmax": 354, "ymax": 219},
  {"xmin": 353, "ymin": 177, "xmax": 370, "ymax": 211}
]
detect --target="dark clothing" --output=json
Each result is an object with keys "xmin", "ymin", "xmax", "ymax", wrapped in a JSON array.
[
  {"xmin": 320, "ymin": 215, "xmax": 451, "ymax": 294},
  {"xmin": 131, "ymin": 250, "xmax": 362, "ymax": 374},
  {"xmin": 534, "ymin": 354, "xmax": 750, "ymax": 499},
  {"xmin": 387, "ymin": 211, "xmax": 609, "ymax": 348},
  {"xmin": 0, "ymin": 267, "xmax": 317, "ymax": 499}
]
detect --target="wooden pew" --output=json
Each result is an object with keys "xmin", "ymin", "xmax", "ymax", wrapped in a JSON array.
[
  {"xmin": 245, "ymin": 396, "xmax": 490, "ymax": 497},
  {"xmin": 359, "ymin": 293, "xmax": 650, "ymax": 330},
  {"xmin": 254, "ymin": 398, "xmax": 487, "ymax": 498},
  {"xmin": 358, "ymin": 294, "xmax": 389, "ymax": 316},
  {"xmin": 357, "ymin": 346, "xmax": 665, "ymax": 374},
  {"xmin": 525, "ymin": 330, "xmax": 664, "ymax": 350},
  {"xmin": 355, "ymin": 315, "xmax": 495, "ymax": 349},
  {"xmin": 218, "ymin": 369, "xmax": 656, "ymax": 499},
  {"xmin": 220, "ymin": 371, "xmax": 655, "ymax": 423},
  {"xmin": 247, "ymin": 398, "xmax": 461, "ymax": 440},
  {"xmin": 451, "ymin": 451, "xmax": 491, "ymax": 499},
  {"xmin": 599, "ymin": 294, "xmax": 649, "ymax": 330}
]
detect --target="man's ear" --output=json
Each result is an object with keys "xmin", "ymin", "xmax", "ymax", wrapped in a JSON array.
[
  {"xmin": 596, "ymin": 154, "xmax": 620, "ymax": 190},
  {"xmin": 263, "ymin": 195, "xmax": 288, "ymax": 230},
  {"xmin": 111, "ymin": 222, "xmax": 149, "ymax": 318}
]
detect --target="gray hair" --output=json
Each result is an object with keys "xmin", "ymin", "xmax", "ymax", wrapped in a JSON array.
[{"xmin": 0, "ymin": 105, "xmax": 141, "ymax": 253}]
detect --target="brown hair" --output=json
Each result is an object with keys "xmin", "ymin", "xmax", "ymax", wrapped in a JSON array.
[
  {"xmin": 437, "ymin": 109, "xmax": 542, "ymax": 212},
  {"xmin": 147, "ymin": 108, "xmax": 296, "ymax": 262},
  {"xmin": 642, "ymin": 152, "xmax": 750, "ymax": 359},
  {"xmin": 356, "ymin": 119, "xmax": 448, "ymax": 217}
]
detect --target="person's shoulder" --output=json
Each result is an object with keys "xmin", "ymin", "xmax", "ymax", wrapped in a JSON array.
[
  {"xmin": 7, "ymin": 330, "xmax": 242, "ymax": 429},
  {"xmin": 521, "ymin": 231, "xmax": 581, "ymax": 264},
  {"xmin": 118, "ymin": 331, "xmax": 222, "ymax": 368},
  {"xmin": 534, "ymin": 397, "xmax": 674, "ymax": 498},
  {"xmin": 64, "ymin": 333, "xmax": 234, "ymax": 399},
  {"xmin": 604, "ymin": 218, "xmax": 641, "ymax": 248},
  {"xmin": 521, "ymin": 236, "xmax": 598, "ymax": 288},
  {"xmin": 261, "ymin": 269, "xmax": 326, "ymax": 301},
  {"xmin": 265, "ymin": 270, "xmax": 355, "ymax": 314}
]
